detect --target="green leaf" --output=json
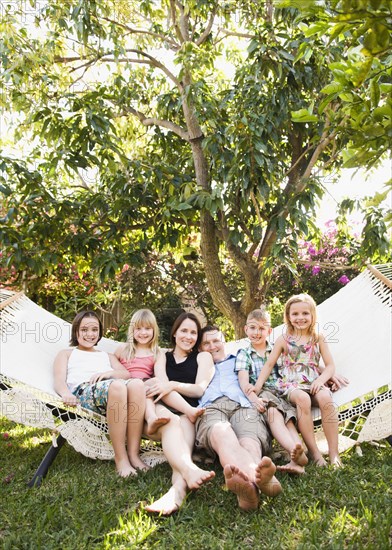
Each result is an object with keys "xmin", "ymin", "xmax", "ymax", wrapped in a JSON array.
[{"xmin": 291, "ymin": 109, "xmax": 318, "ymax": 123}]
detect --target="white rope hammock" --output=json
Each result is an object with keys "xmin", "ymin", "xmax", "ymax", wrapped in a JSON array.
[{"xmin": 1, "ymin": 264, "xmax": 391, "ymax": 474}]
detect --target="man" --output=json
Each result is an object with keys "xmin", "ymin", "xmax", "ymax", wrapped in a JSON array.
[{"xmin": 195, "ymin": 325, "xmax": 282, "ymax": 511}]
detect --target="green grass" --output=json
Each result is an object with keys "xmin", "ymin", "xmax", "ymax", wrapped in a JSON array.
[{"xmin": 1, "ymin": 417, "xmax": 391, "ymax": 550}]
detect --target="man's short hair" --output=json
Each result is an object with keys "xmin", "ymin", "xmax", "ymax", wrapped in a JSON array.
[{"xmin": 200, "ymin": 325, "xmax": 224, "ymax": 339}]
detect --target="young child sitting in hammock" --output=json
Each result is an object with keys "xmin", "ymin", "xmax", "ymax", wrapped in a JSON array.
[{"xmin": 53, "ymin": 310, "xmax": 147, "ymax": 477}]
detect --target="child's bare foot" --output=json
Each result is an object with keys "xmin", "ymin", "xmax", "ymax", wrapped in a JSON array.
[
  {"xmin": 291, "ymin": 443, "xmax": 308, "ymax": 466},
  {"xmin": 145, "ymin": 485, "xmax": 186, "ymax": 516},
  {"xmin": 224, "ymin": 464, "xmax": 259, "ymax": 511},
  {"xmin": 277, "ymin": 461, "xmax": 305, "ymax": 475},
  {"xmin": 130, "ymin": 455, "xmax": 150, "ymax": 471},
  {"xmin": 255, "ymin": 457, "xmax": 282, "ymax": 497},
  {"xmin": 184, "ymin": 465, "xmax": 215, "ymax": 490},
  {"xmin": 330, "ymin": 455, "xmax": 343, "ymax": 469},
  {"xmin": 312, "ymin": 454, "xmax": 327, "ymax": 467},
  {"xmin": 145, "ymin": 416, "xmax": 170, "ymax": 436},
  {"xmin": 115, "ymin": 457, "xmax": 137, "ymax": 478},
  {"xmin": 187, "ymin": 407, "xmax": 205, "ymax": 424}
]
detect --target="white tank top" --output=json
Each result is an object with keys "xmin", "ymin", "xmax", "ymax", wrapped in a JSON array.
[{"xmin": 67, "ymin": 348, "xmax": 112, "ymax": 392}]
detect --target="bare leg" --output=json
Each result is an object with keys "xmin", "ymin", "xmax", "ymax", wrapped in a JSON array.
[
  {"xmin": 313, "ymin": 389, "xmax": 341, "ymax": 467},
  {"xmin": 125, "ymin": 379, "xmax": 149, "ymax": 471},
  {"xmin": 290, "ymin": 390, "xmax": 326, "ymax": 467},
  {"xmin": 107, "ymin": 380, "xmax": 136, "ymax": 477},
  {"xmin": 162, "ymin": 391, "xmax": 205, "ymax": 423},
  {"xmin": 154, "ymin": 405, "xmax": 215, "ymax": 490},
  {"xmin": 145, "ymin": 396, "xmax": 171, "ymax": 436},
  {"xmin": 268, "ymin": 410, "xmax": 307, "ymax": 474}
]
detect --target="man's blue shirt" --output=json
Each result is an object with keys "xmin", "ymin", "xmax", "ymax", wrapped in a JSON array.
[{"xmin": 199, "ymin": 354, "xmax": 251, "ymax": 408}]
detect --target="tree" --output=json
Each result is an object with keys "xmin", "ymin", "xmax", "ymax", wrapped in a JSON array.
[{"xmin": 1, "ymin": 1, "xmax": 390, "ymax": 336}]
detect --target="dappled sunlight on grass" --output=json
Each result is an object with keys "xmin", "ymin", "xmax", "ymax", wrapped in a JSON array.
[{"xmin": 1, "ymin": 416, "xmax": 391, "ymax": 549}]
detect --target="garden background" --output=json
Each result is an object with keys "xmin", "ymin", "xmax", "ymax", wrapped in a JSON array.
[{"xmin": 0, "ymin": 1, "xmax": 391, "ymax": 548}]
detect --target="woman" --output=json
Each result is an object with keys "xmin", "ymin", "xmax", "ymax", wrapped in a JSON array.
[{"xmin": 144, "ymin": 312, "xmax": 215, "ymax": 515}]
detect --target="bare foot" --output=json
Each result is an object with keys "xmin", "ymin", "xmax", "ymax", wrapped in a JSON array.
[
  {"xmin": 145, "ymin": 485, "xmax": 187, "ymax": 516},
  {"xmin": 130, "ymin": 455, "xmax": 151, "ymax": 472},
  {"xmin": 312, "ymin": 454, "xmax": 327, "ymax": 467},
  {"xmin": 255, "ymin": 457, "xmax": 282, "ymax": 497},
  {"xmin": 291, "ymin": 443, "xmax": 308, "ymax": 466},
  {"xmin": 115, "ymin": 457, "xmax": 137, "ymax": 478},
  {"xmin": 146, "ymin": 416, "xmax": 171, "ymax": 436},
  {"xmin": 330, "ymin": 455, "xmax": 343, "ymax": 469},
  {"xmin": 224, "ymin": 464, "xmax": 259, "ymax": 511},
  {"xmin": 277, "ymin": 461, "xmax": 305, "ymax": 475},
  {"xmin": 184, "ymin": 465, "xmax": 215, "ymax": 490},
  {"xmin": 187, "ymin": 407, "xmax": 205, "ymax": 424}
]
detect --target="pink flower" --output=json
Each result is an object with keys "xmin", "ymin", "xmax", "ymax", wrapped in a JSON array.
[
  {"xmin": 338, "ymin": 275, "xmax": 350, "ymax": 285},
  {"xmin": 308, "ymin": 246, "xmax": 317, "ymax": 256},
  {"xmin": 312, "ymin": 266, "xmax": 321, "ymax": 275},
  {"xmin": 2, "ymin": 433, "xmax": 10, "ymax": 439}
]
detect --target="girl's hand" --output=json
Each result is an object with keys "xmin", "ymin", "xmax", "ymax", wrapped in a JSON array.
[
  {"xmin": 310, "ymin": 379, "xmax": 325, "ymax": 395},
  {"xmin": 89, "ymin": 371, "xmax": 111, "ymax": 384},
  {"xmin": 146, "ymin": 379, "xmax": 174, "ymax": 402},
  {"xmin": 328, "ymin": 374, "xmax": 349, "ymax": 392},
  {"xmin": 62, "ymin": 393, "xmax": 79, "ymax": 407}
]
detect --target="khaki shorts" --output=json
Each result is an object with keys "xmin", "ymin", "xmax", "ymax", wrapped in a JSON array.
[
  {"xmin": 195, "ymin": 396, "xmax": 271, "ymax": 458},
  {"xmin": 259, "ymin": 389, "xmax": 297, "ymax": 424}
]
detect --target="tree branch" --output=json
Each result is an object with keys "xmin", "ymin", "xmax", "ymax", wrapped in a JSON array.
[
  {"xmin": 100, "ymin": 16, "xmax": 180, "ymax": 50},
  {"xmin": 196, "ymin": 10, "xmax": 217, "ymax": 46},
  {"xmin": 120, "ymin": 106, "xmax": 189, "ymax": 141}
]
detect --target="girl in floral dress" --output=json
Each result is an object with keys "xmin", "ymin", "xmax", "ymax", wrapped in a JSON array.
[{"xmin": 249, "ymin": 294, "xmax": 341, "ymax": 467}]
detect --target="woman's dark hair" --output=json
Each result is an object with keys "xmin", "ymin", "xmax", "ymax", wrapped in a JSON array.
[
  {"xmin": 170, "ymin": 312, "xmax": 202, "ymax": 352},
  {"xmin": 70, "ymin": 311, "xmax": 103, "ymax": 346}
]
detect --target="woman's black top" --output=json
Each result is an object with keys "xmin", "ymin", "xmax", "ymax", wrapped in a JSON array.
[{"xmin": 165, "ymin": 350, "xmax": 199, "ymax": 407}]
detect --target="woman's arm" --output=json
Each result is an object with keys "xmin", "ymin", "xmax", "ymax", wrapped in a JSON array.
[{"xmin": 53, "ymin": 349, "xmax": 78, "ymax": 406}]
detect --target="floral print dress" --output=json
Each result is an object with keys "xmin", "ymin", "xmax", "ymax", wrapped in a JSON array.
[{"xmin": 277, "ymin": 338, "xmax": 321, "ymax": 396}]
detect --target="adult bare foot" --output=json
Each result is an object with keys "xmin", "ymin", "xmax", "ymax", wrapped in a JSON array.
[
  {"xmin": 184, "ymin": 465, "xmax": 215, "ymax": 490},
  {"xmin": 223, "ymin": 464, "xmax": 259, "ymax": 511},
  {"xmin": 115, "ymin": 457, "xmax": 137, "ymax": 478},
  {"xmin": 146, "ymin": 416, "xmax": 171, "ymax": 436},
  {"xmin": 145, "ymin": 485, "xmax": 186, "ymax": 516},
  {"xmin": 255, "ymin": 457, "xmax": 282, "ymax": 497},
  {"xmin": 187, "ymin": 407, "xmax": 205, "ymax": 424},
  {"xmin": 291, "ymin": 443, "xmax": 308, "ymax": 466}
]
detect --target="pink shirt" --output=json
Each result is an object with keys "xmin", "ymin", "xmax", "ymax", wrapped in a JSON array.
[{"xmin": 120, "ymin": 355, "xmax": 154, "ymax": 379}]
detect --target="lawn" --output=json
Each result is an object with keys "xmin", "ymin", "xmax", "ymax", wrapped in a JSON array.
[{"xmin": 0, "ymin": 416, "xmax": 391, "ymax": 550}]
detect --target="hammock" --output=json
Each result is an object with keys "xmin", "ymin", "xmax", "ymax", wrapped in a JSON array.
[
  {"xmin": 0, "ymin": 292, "xmax": 166, "ymax": 486},
  {"xmin": 1, "ymin": 265, "xmax": 391, "ymax": 483}
]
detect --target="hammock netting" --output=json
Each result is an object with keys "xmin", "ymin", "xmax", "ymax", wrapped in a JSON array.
[{"xmin": 1, "ymin": 264, "xmax": 391, "ymax": 464}]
